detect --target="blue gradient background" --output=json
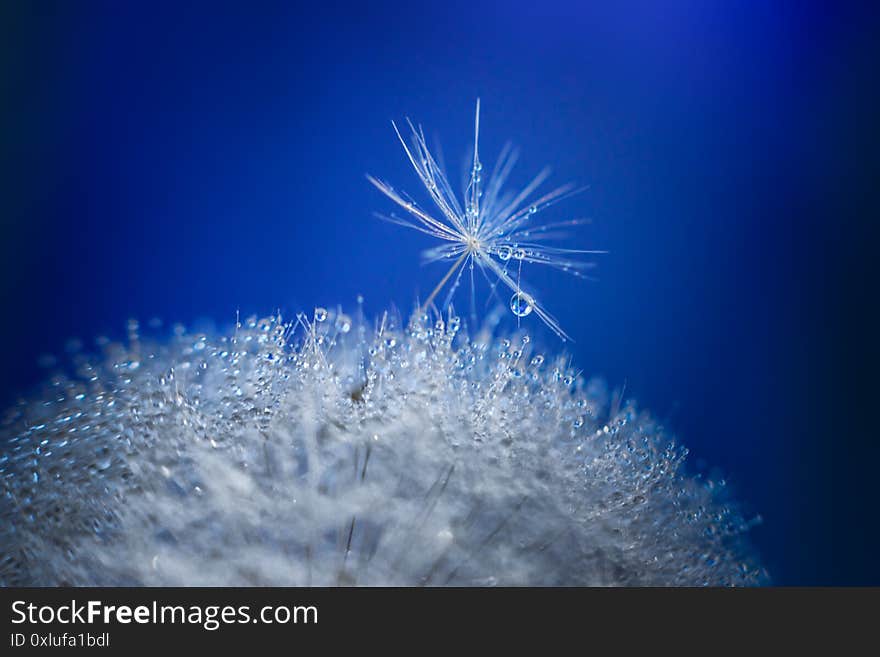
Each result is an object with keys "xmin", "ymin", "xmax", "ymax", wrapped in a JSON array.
[{"xmin": 2, "ymin": 2, "xmax": 878, "ymax": 584}]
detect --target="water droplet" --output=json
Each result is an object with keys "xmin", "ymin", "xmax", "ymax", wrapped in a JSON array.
[
  {"xmin": 510, "ymin": 292, "xmax": 533, "ymax": 317},
  {"xmin": 335, "ymin": 314, "xmax": 352, "ymax": 333},
  {"xmin": 498, "ymin": 246, "xmax": 512, "ymax": 261},
  {"xmin": 314, "ymin": 307, "xmax": 328, "ymax": 322},
  {"xmin": 530, "ymin": 354, "xmax": 544, "ymax": 367},
  {"xmin": 528, "ymin": 205, "xmax": 537, "ymax": 214},
  {"xmin": 513, "ymin": 248, "xmax": 526, "ymax": 260}
]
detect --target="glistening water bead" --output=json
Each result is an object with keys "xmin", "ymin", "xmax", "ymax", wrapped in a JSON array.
[
  {"xmin": 510, "ymin": 292, "xmax": 533, "ymax": 317},
  {"xmin": 335, "ymin": 313, "xmax": 352, "ymax": 333}
]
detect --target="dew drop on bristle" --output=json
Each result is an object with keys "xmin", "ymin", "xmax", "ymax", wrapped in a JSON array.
[
  {"xmin": 335, "ymin": 314, "xmax": 352, "ymax": 333},
  {"xmin": 314, "ymin": 307, "xmax": 328, "ymax": 322},
  {"xmin": 498, "ymin": 246, "xmax": 512, "ymax": 261},
  {"xmin": 510, "ymin": 292, "xmax": 533, "ymax": 317}
]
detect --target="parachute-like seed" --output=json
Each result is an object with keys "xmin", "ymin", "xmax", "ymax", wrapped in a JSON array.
[
  {"xmin": 0, "ymin": 310, "xmax": 766, "ymax": 586},
  {"xmin": 368, "ymin": 100, "xmax": 606, "ymax": 341}
]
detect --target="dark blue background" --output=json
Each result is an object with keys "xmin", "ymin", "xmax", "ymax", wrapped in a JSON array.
[{"xmin": 2, "ymin": 1, "xmax": 878, "ymax": 584}]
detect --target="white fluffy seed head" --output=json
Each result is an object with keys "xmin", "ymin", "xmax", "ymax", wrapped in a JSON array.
[{"xmin": 0, "ymin": 308, "xmax": 766, "ymax": 586}]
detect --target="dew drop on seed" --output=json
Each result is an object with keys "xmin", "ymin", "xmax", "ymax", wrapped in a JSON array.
[
  {"xmin": 335, "ymin": 314, "xmax": 352, "ymax": 333},
  {"xmin": 498, "ymin": 246, "xmax": 512, "ymax": 261},
  {"xmin": 314, "ymin": 308, "xmax": 328, "ymax": 322},
  {"xmin": 510, "ymin": 292, "xmax": 533, "ymax": 318}
]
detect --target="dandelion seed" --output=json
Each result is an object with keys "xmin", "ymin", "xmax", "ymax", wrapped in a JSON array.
[{"xmin": 368, "ymin": 100, "xmax": 606, "ymax": 340}]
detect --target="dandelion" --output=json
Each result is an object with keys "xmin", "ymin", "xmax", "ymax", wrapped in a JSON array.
[
  {"xmin": 0, "ymin": 311, "xmax": 765, "ymax": 586},
  {"xmin": 0, "ymin": 105, "xmax": 764, "ymax": 587},
  {"xmin": 368, "ymin": 100, "xmax": 605, "ymax": 341}
]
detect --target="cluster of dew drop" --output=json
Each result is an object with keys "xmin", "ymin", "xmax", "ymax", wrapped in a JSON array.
[{"xmin": 0, "ymin": 304, "xmax": 766, "ymax": 586}]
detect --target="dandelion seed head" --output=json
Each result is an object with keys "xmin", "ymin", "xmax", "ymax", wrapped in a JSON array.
[{"xmin": 0, "ymin": 309, "xmax": 765, "ymax": 586}]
